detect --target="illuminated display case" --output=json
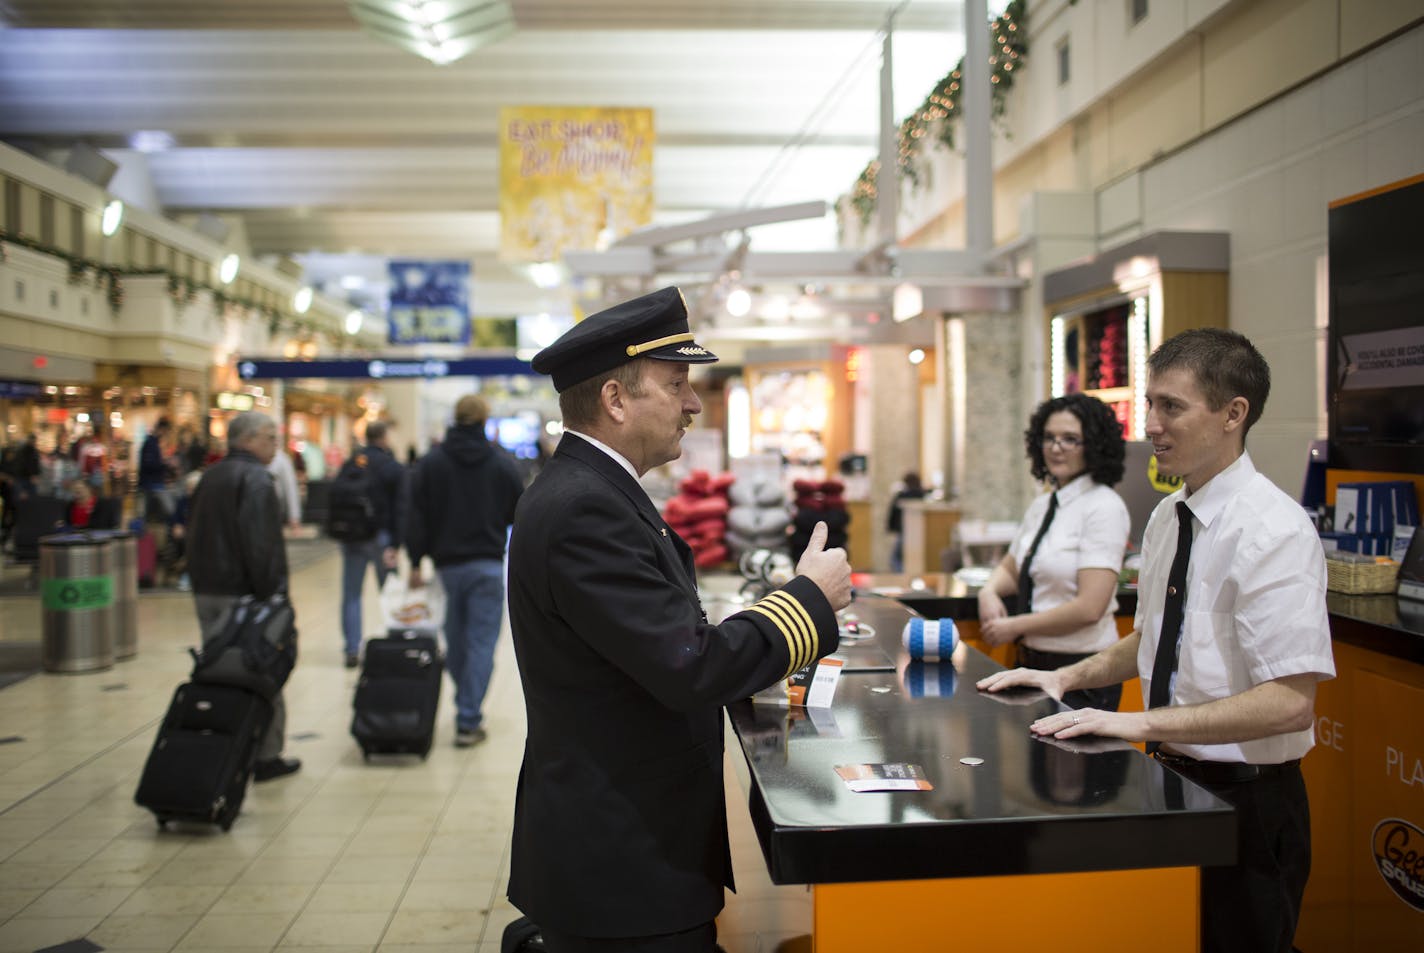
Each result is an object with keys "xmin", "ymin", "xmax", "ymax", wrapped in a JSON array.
[{"xmin": 1044, "ymin": 232, "xmax": 1230, "ymax": 440}]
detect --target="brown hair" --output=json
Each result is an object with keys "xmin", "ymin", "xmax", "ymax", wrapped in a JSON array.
[
  {"xmin": 558, "ymin": 359, "xmax": 649, "ymax": 430},
  {"xmin": 1148, "ymin": 327, "xmax": 1271, "ymax": 434}
]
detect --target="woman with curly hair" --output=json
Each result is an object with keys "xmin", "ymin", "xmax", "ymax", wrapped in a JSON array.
[{"xmin": 976, "ymin": 393, "xmax": 1130, "ymax": 710}]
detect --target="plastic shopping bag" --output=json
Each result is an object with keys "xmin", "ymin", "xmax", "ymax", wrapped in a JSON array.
[{"xmin": 380, "ymin": 571, "xmax": 446, "ymax": 631}]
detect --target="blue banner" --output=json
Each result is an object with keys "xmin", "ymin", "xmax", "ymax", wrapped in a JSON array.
[
  {"xmin": 0, "ymin": 380, "xmax": 42, "ymax": 398},
  {"xmin": 388, "ymin": 260, "xmax": 472, "ymax": 345},
  {"xmin": 236, "ymin": 357, "xmax": 532, "ymax": 380}
]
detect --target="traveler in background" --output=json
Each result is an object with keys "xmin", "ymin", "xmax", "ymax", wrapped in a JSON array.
[
  {"xmin": 333, "ymin": 420, "xmax": 404, "ymax": 668},
  {"xmin": 405, "ymin": 395, "xmax": 523, "ymax": 746},
  {"xmin": 979, "ymin": 328, "xmax": 1335, "ymax": 953},
  {"xmin": 977, "ymin": 392, "xmax": 1130, "ymax": 710},
  {"xmin": 506, "ymin": 287, "xmax": 851, "ymax": 952},
  {"xmin": 885, "ymin": 471, "xmax": 926, "ymax": 573},
  {"xmin": 186, "ymin": 411, "xmax": 300, "ymax": 782},
  {"xmin": 139, "ymin": 417, "xmax": 176, "ymax": 521},
  {"xmin": 268, "ymin": 439, "xmax": 302, "ymax": 529}
]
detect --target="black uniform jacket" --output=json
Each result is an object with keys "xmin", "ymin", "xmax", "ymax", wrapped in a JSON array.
[{"xmin": 506, "ymin": 434, "xmax": 839, "ymax": 939}]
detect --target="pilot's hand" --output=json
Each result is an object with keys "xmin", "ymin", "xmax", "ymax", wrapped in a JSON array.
[{"xmin": 795, "ymin": 520, "xmax": 852, "ymax": 611}]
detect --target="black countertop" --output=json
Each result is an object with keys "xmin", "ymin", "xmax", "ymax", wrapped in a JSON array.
[
  {"xmin": 858, "ymin": 571, "xmax": 1140, "ymax": 621},
  {"xmin": 1325, "ymin": 592, "xmax": 1424, "ymax": 665},
  {"xmin": 727, "ymin": 594, "xmax": 1236, "ymax": 885}
]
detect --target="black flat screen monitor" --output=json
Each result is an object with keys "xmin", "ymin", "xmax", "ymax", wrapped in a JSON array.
[{"xmin": 1398, "ymin": 526, "xmax": 1424, "ymax": 603}]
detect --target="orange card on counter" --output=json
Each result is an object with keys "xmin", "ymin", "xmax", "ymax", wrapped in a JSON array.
[{"xmin": 834, "ymin": 762, "xmax": 934, "ymax": 793}]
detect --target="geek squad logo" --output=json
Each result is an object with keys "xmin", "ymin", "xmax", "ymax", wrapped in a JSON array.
[{"xmin": 1373, "ymin": 818, "xmax": 1424, "ymax": 912}]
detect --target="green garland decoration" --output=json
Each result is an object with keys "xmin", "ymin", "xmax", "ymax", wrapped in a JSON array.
[
  {"xmin": 851, "ymin": 0, "xmax": 1027, "ymax": 228},
  {"xmin": 0, "ymin": 229, "xmax": 347, "ymax": 344}
]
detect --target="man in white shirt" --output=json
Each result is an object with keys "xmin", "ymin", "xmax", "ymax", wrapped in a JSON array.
[{"xmin": 978, "ymin": 327, "xmax": 1335, "ymax": 953}]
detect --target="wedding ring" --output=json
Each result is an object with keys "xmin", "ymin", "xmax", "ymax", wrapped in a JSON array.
[{"xmin": 1072, "ymin": 715, "xmax": 1081, "ymax": 725}]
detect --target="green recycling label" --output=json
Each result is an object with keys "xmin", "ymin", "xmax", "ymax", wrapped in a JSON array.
[{"xmin": 42, "ymin": 575, "xmax": 114, "ymax": 611}]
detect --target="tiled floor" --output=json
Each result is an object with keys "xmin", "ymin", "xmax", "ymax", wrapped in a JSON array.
[{"xmin": 0, "ymin": 546, "xmax": 810, "ymax": 953}]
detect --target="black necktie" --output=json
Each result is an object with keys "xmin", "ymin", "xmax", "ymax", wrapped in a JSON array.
[
  {"xmin": 1016, "ymin": 492, "xmax": 1059, "ymax": 615},
  {"xmin": 1146, "ymin": 501, "xmax": 1194, "ymax": 754}
]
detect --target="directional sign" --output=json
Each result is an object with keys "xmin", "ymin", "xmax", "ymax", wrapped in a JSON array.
[{"xmin": 235, "ymin": 357, "xmax": 533, "ymax": 380}]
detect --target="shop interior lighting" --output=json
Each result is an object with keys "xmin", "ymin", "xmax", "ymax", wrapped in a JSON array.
[
  {"xmin": 1049, "ymin": 315, "xmax": 1065, "ymax": 397},
  {"xmin": 293, "ymin": 286, "xmax": 314, "ymax": 314},
  {"xmin": 100, "ymin": 199, "xmax": 124, "ymax": 237},
  {"xmin": 761, "ymin": 296, "xmax": 791, "ymax": 323},
  {"xmin": 349, "ymin": 1, "xmax": 516, "ymax": 66},
  {"xmin": 1130, "ymin": 296, "xmax": 1149, "ymax": 438},
  {"xmin": 219, "ymin": 253, "xmax": 240, "ymax": 285},
  {"xmin": 345, "ymin": 309, "xmax": 365, "ymax": 335},
  {"xmin": 908, "ymin": 348, "xmax": 926, "ymax": 365}
]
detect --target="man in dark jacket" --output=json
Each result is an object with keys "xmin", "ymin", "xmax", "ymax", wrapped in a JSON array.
[
  {"xmin": 138, "ymin": 417, "xmax": 175, "ymax": 521},
  {"xmin": 506, "ymin": 287, "xmax": 852, "ymax": 952},
  {"xmin": 336, "ymin": 420, "xmax": 404, "ymax": 668},
  {"xmin": 187, "ymin": 411, "xmax": 299, "ymax": 782},
  {"xmin": 405, "ymin": 394, "xmax": 523, "ymax": 746}
]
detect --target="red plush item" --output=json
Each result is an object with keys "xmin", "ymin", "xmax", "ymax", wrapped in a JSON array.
[
  {"xmin": 664, "ymin": 496, "xmax": 692, "ymax": 521},
  {"xmin": 819, "ymin": 494, "xmax": 846, "ymax": 510},
  {"xmin": 685, "ymin": 495, "xmax": 730, "ymax": 519},
  {"xmin": 711, "ymin": 472, "xmax": 736, "ymax": 493},
  {"xmin": 820, "ymin": 479, "xmax": 845, "ymax": 495},
  {"xmin": 680, "ymin": 470, "xmax": 713, "ymax": 496},
  {"xmin": 693, "ymin": 544, "xmax": 729, "ymax": 567},
  {"xmin": 793, "ymin": 479, "xmax": 820, "ymax": 494},
  {"xmin": 689, "ymin": 517, "xmax": 726, "ymax": 539}
]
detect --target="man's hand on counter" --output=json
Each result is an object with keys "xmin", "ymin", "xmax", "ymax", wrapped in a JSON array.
[
  {"xmin": 1029, "ymin": 707, "xmax": 1147, "ymax": 743},
  {"xmin": 796, "ymin": 520, "xmax": 853, "ymax": 611},
  {"xmin": 976, "ymin": 666, "xmax": 1064, "ymax": 701}
]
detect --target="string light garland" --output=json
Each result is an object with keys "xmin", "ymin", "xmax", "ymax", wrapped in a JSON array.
[
  {"xmin": 1, "ymin": 229, "xmax": 347, "ymax": 344},
  {"xmin": 851, "ymin": 0, "xmax": 1027, "ymax": 228}
]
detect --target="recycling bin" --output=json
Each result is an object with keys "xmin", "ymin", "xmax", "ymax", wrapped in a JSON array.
[{"xmin": 39, "ymin": 532, "xmax": 115, "ymax": 673}]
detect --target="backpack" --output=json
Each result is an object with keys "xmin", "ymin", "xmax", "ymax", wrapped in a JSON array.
[
  {"xmin": 190, "ymin": 593, "xmax": 298, "ymax": 701},
  {"xmin": 325, "ymin": 454, "xmax": 380, "ymax": 542}
]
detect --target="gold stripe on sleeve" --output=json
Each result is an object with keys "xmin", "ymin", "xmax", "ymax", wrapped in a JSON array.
[
  {"xmin": 742, "ymin": 604, "xmax": 807, "ymax": 677},
  {"xmin": 745, "ymin": 591, "xmax": 817, "ymax": 678},
  {"xmin": 762, "ymin": 591, "xmax": 819, "ymax": 667}
]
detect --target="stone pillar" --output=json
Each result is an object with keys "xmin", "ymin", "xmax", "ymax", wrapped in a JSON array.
[{"xmin": 866, "ymin": 344, "xmax": 923, "ymax": 571}]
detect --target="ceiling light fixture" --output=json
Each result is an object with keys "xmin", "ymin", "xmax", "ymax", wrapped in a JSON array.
[
  {"xmin": 349, "ymin": 0, "xmax": 516, "ymax": 66},
  {"xmin": 725, "ymin": 288, "xmax": 752, "ymax": 318},
  {"xmin": 100, "ymin": 199, "xmax": 124, "ymax": 237},
  {"xmin": 219, "ymin": 253, "xmax": 240, "ymax": 285},
  {"xmin": 345, "ymin": 310, "xmax": 365, "ymax": 335},
  {"xmin": 293, "ymin": 286, "xmax": 314, "ymax": 314}
]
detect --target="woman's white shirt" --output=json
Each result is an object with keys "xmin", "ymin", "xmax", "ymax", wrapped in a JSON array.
[{"xmin": 1008, "ymin": 472, "xmax": 1130, "ymax": 654}]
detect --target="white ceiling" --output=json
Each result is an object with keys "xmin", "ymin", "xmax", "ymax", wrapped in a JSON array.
[{"xmin": 0, "ymin": 0, "xmax": 973, "ymax": 312}]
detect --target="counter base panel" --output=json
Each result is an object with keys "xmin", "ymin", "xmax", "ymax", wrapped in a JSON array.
[{"xmin": 812, "ymin": 867, "xmax": 1198, "ymax": 953}]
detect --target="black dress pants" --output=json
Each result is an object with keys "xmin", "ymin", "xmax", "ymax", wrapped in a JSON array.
[
  {"xmin": 1194, "ymin": 764, "xmax": 1311, "ymax": 953},
  {"xmin": 537, "ymin": 921, "xmax": 718, "ymax": 953}
]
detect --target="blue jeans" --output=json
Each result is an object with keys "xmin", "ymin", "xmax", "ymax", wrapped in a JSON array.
[
  {"xmin": 437, "ymin": 558, "xmax": 505, "ymax": 732},
  {"xmin": 341, "ymin": 531, "xmax": 392, "ymax": 656}
]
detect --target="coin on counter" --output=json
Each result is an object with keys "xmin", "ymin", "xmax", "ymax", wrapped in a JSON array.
[{"xmin": 959, "ymin": 757, "xmax": 985, "ymax": 766}]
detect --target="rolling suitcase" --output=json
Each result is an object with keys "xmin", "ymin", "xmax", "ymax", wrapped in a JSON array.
[
  {"xmin": 134, "ymin": 681, "xmax": 272, "ymax": 831},
  {"xmin": 351, "ymin": 629, "xmax": 443, "ymax": 760}
]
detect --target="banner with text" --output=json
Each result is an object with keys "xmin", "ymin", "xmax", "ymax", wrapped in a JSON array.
[
  {"xmin": 499, "ymin": 106, "xmax": 654, "ymax": 263},
  {"xmin": 387, "ymin": 259, "xmax": 472, "ymax": 345}
]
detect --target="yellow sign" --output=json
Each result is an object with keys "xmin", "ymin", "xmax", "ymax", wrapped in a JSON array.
[
  {"xmin": 499, "ymin": 106, "xmax": 655, "ymax": 263},
  {"xmin": 1148, "ymin": 454, "xmax": 1183, "ymax": 494}
]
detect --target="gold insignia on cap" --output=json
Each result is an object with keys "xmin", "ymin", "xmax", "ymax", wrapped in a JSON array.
[
  {"xmin": 676, "ymin": 346, "xmax": 708, "ymax": 356},
  {"xmin": 625, "ymin": 331, "xmax": 695, "ymax": 357}
]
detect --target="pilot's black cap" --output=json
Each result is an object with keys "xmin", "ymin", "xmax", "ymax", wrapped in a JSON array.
[{"xmin": 531, "ymin": 286, "xmax": 718, "ymax": 393}]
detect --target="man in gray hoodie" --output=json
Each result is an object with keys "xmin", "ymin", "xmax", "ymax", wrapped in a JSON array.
[{"xmin": 405, "ymin": 395, "xmax": 524, "ymax": 746}]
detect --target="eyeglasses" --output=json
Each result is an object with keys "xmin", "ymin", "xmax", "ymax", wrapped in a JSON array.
[{"xmin": 1041, "ymin": 434, "xmax": 1083, "ymax": 451}]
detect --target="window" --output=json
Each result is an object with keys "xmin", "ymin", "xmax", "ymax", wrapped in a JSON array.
[
  {"xmin": 38, "ymin": 193, "xmax": 54, "ymax": 245},
  {"xmin": 1057, "ymin": 38, "xmax": 1071, "ymax": 86},
  {"xmin": 1130, "ymin": 0, "xmax": 1148, "ymax": 25}
]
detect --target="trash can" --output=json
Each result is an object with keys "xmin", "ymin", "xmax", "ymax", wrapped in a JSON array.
[
  {"xmin": 39, "ymin": 532, "xmax": 115, "ymax": 673},
  {"xmin": 88, "ymin": 529, "xmax": 137, "ymax": 660}
]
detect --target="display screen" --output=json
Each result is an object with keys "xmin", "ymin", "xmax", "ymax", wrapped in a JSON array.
[{"xmin": 485, "ymin": 412, "xmax": 542, "ymax": 459}]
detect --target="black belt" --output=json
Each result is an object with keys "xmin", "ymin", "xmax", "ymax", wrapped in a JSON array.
[
  {"xmin": 1017, "ymin": 645, "xmax": 1095, "ymax": 670},
  {"xmin": 1153, "ymin": 750, "xmax": 1300, "ymax": 785}
]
